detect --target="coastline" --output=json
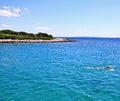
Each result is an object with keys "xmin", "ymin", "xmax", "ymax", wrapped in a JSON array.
[{"xmin": 0, "ymin": 38, "xmax": 74, "ymax": 43}]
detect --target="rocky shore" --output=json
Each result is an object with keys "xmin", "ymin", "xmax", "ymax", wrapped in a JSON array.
[{"xmin": 0, "ymin": 38, "xmax": 74, "ymax": 43}]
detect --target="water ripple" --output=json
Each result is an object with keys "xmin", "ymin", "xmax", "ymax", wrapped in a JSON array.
[{"xmin": 0, "ymin": 39, "xmax": 120, "ymax": 101}]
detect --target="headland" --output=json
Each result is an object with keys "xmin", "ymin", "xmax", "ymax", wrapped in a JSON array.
[
  {"xmin": 0, "ymin": 30, "xmax": 73, "ymax": 43},
  {"xmin": 0, "ymin": 38, "xmax": 73, "ymax": 43}
]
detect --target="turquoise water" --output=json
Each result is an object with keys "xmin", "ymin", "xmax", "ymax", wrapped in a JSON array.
[{"xmin": 0, "ymin": 38, "xmax": 120, "ymax": 101}]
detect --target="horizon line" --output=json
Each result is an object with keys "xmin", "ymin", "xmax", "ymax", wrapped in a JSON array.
[{"xmin": 56, "ymin": 36, "xmax": 120, "ymax": 38}]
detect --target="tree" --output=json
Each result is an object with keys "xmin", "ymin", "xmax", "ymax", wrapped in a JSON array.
[{"xmin": 36, "ymin": 32, "xmax": 53, "ymax": 40}]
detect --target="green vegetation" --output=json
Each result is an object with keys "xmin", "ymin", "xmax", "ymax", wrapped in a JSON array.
[{"xmin": 0, "ymin": 30, "xmax": 53, "ymax": 40}]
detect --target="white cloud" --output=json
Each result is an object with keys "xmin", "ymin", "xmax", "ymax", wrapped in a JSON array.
[
  {"xmin": 0, "ymin": 6, "xmax": 30, "ymax": 17},
  {"xmin": 35, "ymin": 27, "xmax": 52, "ymax": 31},
  {"xmin": 0, "ymin": 9, "xmax": 19, "ymax": 17}
]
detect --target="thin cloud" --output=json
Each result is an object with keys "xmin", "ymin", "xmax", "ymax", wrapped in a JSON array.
[
  {"xmin": 2, "ymin": 6, "xmax": 10, "ymax": 9},
  {"xmin": 0, "ymin": 24, "xmax": 10, "ymax": 29},
  {"xmin": 12, "ymin": 7, "xmax": 21, "ymax": 13},
  {"xmin": 23, "ymin": 8, "xmax": 30, "ymax": 14},
  {"xmin": 0, "ymin": 6, "xmax": 30, "ymax": 17},
  {"xmin": 1, "ymin": 24, "xmax": 9, "ymax": 28},
  {"xmin": 0, "ymin": 24, "xmax": 17, "ymax": 29}
]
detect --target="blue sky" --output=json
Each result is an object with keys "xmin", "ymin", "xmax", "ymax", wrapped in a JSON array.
[{"xmin": 0, "ymin": 0, "xmax": 120, "ymax": 37}]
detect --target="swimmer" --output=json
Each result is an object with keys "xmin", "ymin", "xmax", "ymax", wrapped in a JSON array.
[
  {"xmin": 105, "ymin": 65, "xmax": 113, "ymax": 69},
  {"xmin": 85, "ymin": 65, "xmax": 115, "ymax": 71},
  {"xmin": 105, "ymin": 65, "xmax": 115, "ymax": 71}
]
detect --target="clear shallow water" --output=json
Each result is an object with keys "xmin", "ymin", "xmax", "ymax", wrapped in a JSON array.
[{"xmin": 0, "ymin": 38, "xmax": 120, "ymax": 101}]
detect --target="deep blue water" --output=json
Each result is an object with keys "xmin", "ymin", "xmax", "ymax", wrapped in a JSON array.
[{"xmin": 0, "ymin": 38, "xmax": 120, "ymax": 101}]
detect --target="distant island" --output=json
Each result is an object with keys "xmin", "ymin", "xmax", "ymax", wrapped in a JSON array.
[{"xmin": 0, "ymin": 30, "xmax": 73, "ymax": 43}]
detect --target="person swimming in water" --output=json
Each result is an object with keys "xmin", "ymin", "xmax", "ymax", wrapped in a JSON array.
[
  {"xmin": 86, "ymin": 65, "xmax": 114, "ymax": 71},
  {"xmin": 105, "ymin": 65, "xmax": 113, "ymax": 69}
]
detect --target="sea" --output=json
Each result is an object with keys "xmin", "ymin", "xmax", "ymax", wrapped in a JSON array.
[{"xmin": 0, "ymin": 37, "xmax": 120, "ymax": 101}]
